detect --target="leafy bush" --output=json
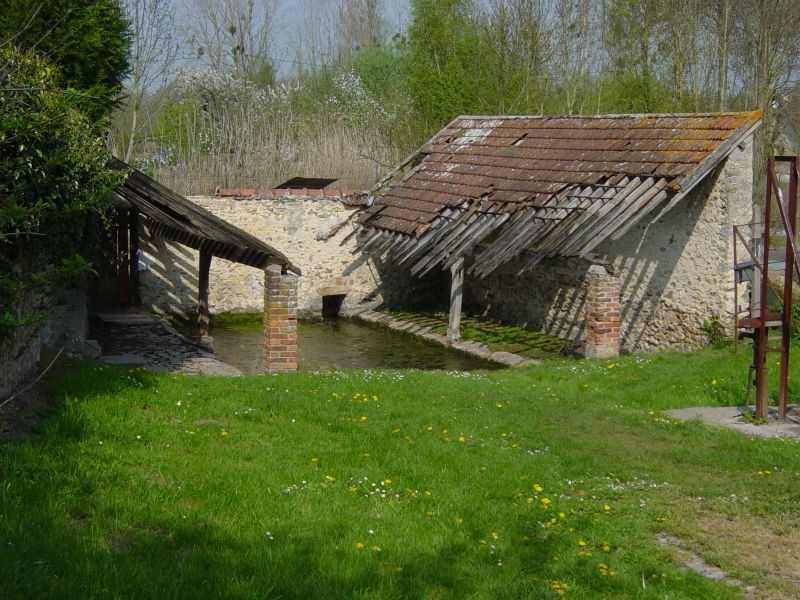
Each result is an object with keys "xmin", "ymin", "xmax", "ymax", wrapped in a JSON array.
[{"xmin": 0, "ymin": 48, "xmax": 126, "ymax": 341}]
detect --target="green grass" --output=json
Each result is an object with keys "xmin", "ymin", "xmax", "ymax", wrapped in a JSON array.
[
  {"xmin": 1, "ymin": 346, "xmax": 800, "ymax": 598},
  {"xmin": 380, "ymin": 309, "xmax": 570, "ymax": 359}
]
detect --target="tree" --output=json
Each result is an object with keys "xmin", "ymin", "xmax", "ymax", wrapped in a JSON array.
[
  {"xmin": 118, "ymin": 0, "xmax": 178, "ymax": 162},
  {"xmin": 184, "ymin": 0, "xmax": 277, "ymax": 81},
  {"xmin": 0, "ymin": 0, "xmax": 130, "ymax": 122}
]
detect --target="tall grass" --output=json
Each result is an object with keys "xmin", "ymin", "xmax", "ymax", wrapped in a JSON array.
[{"xmin": 130, "ymin": 69, "xmax": 411, "ymax": 195}]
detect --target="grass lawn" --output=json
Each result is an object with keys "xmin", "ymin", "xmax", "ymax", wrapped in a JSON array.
[{"xmin": 1, "ymin": 346, "xmax": 800, "ymax": 598}]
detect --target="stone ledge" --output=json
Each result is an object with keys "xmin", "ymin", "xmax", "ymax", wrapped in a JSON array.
[{"xmin": 352, "ymin": 313, "xmax": 539, "ymax": 368}]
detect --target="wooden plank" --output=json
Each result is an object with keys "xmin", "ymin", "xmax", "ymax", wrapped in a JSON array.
[
  {"xmin": 575, "ymin": 180, "xmax": 669, "ymax": 254},
  {"xmin": 197, "ymin": 248, "xmax": 212, "ymax": 337},
  {"xmin": 447, "ymin": 256, "xmax": 465, "ymax": 342},
  {"xmin": 557, "ymin": 178, "xmax": 655, "ymax": 256}
]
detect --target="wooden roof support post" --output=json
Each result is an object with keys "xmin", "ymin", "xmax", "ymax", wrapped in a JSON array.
[
  {"xmin": 197, "ymin": 248, "xmax": 212, "ymax": 339},
  {"xmin": 447, "ymin": 256, "xmax": 465, "ymax": 342}
]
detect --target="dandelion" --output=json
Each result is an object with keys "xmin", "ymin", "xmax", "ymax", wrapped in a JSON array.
[
  {"xmin": 578, "ymin": 540, "xmax": 586, "ymax": 547},
  {"xmin": 383, "ymin": 479, "xmax": 392, "ymax": 484},
  {"xmin": 490, "ymin": 532, "xmax": 499, "ymax": 539},
  {"xmin": 527, "ymin": 497, "xmax": 534, "ymax": 504},
  {"xmin": 326, "ymin": 475, "xmax": 336, "ymax": 482},
  {"xmin": 359, "ymin": 416, "xmax": 368, "ymax": 422},
  {"xmin": 458, "ymin": 436, "xmax": 466, "ymax": 443},
  {"xmin": 355, "ymin": 542, "xmax": 365, "ymax": 549},
  {"xmin": 602, "ymin": 543, "xmax": 612, "ymax": 553},
  {"xmin": 540, "ymin": 497, "xmax": 552, "ymax": 507},
  {"xmin": 558, "ymin": 512, "xmax": 566, "ymax": 519},
  {"xmin": 533, "ymin": 483, "xmax": 544, "ymax": 493},
  {"xmin": 712, "ymin": 379, "xmax": 717, "ymax": 385},
  {"xmin": 371, "ymin": 545, "xmax": 381, "ymax": 552},
  {"xmin": 603, "ymin": 504, "xmax": 611, "ymax": 512},
  {"xmin": 221, "ymin": 431, "xmax": 228, "ymax": 436}
]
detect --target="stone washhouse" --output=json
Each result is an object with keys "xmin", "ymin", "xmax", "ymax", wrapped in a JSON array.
[
  {"xmin": 112, "ymin": 167, "xmax": 301, "ymax": 372},
  {"xmin": 354, "ymin": 111, "xmax": 762, "ymax": 357}
]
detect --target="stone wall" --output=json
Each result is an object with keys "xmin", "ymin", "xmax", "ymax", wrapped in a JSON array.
[
  {"xmin": 139, "ymin": 193, "xmax": 383, "ymax": 318},
  {"xmin": 1, "ymin": 284, "xmax": 91, "ymax": 399},
  {"xmin": 464, "ymin": 138, "xmax": 754, "ymax": 352}
]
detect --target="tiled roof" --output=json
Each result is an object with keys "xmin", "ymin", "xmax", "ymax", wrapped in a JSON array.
[{"xmin": 357, "ymin": 112, "xmax": 761, "ymax": 277}]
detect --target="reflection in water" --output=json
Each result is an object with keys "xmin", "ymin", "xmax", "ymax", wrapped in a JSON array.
[{"xmin": 210, "ymin": 319, "xmax": 501, "ymax": 373}]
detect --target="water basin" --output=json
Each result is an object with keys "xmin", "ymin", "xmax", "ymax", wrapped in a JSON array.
[{"xmin": 207, "ymin": 317, "xmax": 501, "ymax": 373}]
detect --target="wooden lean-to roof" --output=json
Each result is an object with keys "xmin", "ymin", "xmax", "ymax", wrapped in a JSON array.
[
  {"xmin": 113, "ymin": 164, "xmax": 300, "ymax": 274},
  {"xmin": 356, "ymin": 111, "xmax": 761, "ymax": 278}
]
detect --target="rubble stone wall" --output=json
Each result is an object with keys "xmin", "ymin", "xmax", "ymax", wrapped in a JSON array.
[{"xmin": 138, "ymin": 195, "xmax": 383, "ymax": 318}]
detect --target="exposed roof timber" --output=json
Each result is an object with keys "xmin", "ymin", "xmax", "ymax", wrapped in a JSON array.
[{"xmin": 114, "ymin": 164, "xmax": 300, "ymax": 275}]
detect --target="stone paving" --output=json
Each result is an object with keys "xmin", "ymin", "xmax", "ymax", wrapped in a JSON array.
[
  {"xmin": 664, "ymin": 405, "xmax": 800, "ymax": 439},
  {"xmin": 94, "ymin": 313, "xmax": 241, "ymax": 376},
  {"xmin": 348, "ymin": 309, "xmax": 539, "ymax": 367}
]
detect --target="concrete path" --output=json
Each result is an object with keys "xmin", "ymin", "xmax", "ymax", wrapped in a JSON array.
[
  {"xmin": 349, "ymin": 309, "xmax": 539, "ymax": 367},
  {"xmin": 665, "ymin": 405, "xmax": 800, "ymax": 439},
  {"xmin": 94, "ymin": 312, "xmax": 241, "ymax": 376}
]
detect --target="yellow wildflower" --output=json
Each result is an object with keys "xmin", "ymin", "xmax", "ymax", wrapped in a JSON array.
[{"xmin": 533, "ymin": 483, "xmax": 544, "ymax": 493}]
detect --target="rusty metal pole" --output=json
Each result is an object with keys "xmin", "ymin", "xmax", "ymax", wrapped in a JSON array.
[
  {"xmin": 756, "ymin": 159, "xmax": 773, "ymax": 419},
  {"xmin": 778, "ymin": 157, "xmax": 798, "ymax": 420},
  {"xmin": 734, "ymin": 227, "xmax": 739, "ymax": 354}
]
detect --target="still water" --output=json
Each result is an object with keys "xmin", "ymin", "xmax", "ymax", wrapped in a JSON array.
[{"xmin": 209, "ymin": 318, "xmax": 501, "ymax": 373}]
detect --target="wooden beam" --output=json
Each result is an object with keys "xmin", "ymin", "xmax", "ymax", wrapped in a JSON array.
[
  {"xmin": 447, "ymin": 256, "xmax": 465, "ymax": 342},
  {"xmin": 197, "ymin": 248, "xmax": 212, "ymax": 337}
]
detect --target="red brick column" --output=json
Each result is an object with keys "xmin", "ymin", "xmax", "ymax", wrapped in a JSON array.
[
  {"xmin": 584, "ymin": 264, "xmax": 621, "ymax": 359},
  {"xmin": 263, "ymin": 264, "xmax": 298, "ymax": 372}
]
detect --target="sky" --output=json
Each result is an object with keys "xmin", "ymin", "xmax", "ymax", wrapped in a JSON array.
[{"xmin": 168, "ymin": 0, "xmax": 410, "ymax": 79}]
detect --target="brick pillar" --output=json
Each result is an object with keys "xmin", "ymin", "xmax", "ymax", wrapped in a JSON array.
[
  {"xmin": 263, "ymin": 264, "xmax": 298, "ymax": 372},
  {"xmin": 584, "ymin": 264, "xmax": 621, "ymax": 359}
]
